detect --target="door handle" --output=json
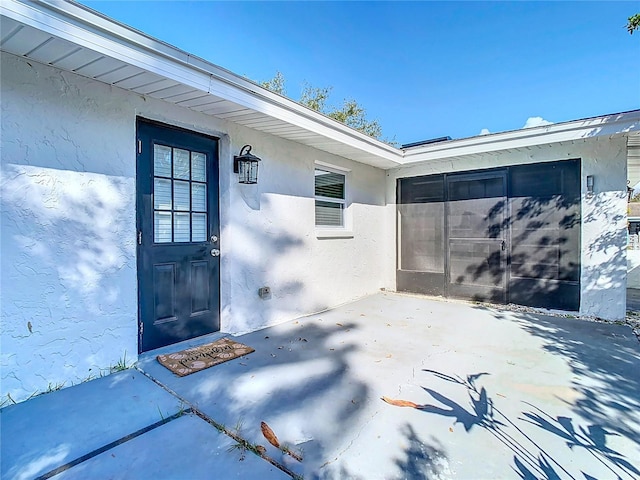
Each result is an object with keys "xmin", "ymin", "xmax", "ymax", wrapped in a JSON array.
[{"xmin": 210, "ymin": 249, "xmax": 220, "ymax": 257}]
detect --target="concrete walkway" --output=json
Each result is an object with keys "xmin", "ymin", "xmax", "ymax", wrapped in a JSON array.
[{"xmin": 2, "ymin": 293, "xmax": 640, "ymax": 479}]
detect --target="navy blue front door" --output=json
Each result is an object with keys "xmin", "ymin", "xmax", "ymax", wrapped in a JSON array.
[{"xmin": 136, "ymin": 119, "xmax": 220, "ymax": 352}]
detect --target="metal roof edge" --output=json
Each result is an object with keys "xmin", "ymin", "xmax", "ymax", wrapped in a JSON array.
[
  {"xmin": 4, "ymin": 0, "xmax": 403, "ymax": 165},
  {"xmin": 401, "ymin": 110, "xmax": 640, "ymax": 163},
  {"xmin": 4, "ymin": 1, "xmax": 637, "ymax": 170}
]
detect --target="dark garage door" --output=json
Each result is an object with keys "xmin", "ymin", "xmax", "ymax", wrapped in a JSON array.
[{"xmin": 397, "ymin": 159, "xmax": 581, "ymax": 311}]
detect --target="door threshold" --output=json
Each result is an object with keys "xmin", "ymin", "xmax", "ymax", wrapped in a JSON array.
[{"xmin": 139, "ymin": 332, "xmax": 227, "ymax": 361}]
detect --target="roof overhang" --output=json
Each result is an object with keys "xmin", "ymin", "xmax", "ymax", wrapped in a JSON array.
[
  {"xmin": 2, "ymin": 0, "xmax": 639, "ymax": 174},
  {"xmin": 402, "ymin": 110, "xmax": 640, "ymax": 163},
  {"xmin": 0, "ymin": 0, "xmax": 403, "ymax": 169}
]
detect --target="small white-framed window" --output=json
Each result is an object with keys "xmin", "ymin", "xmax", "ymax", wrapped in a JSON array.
[{"xmin": 315, "ymin": 167, "xmax": 346, "ymax": 227}]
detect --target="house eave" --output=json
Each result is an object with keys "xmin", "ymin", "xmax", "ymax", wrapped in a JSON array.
[
  {"xmin": 1, "ymin": 0, "xmax": 403, "ymax": 169},
  {"xmin": 402, "ymin": 110, "xmax": 640, "ymax": 163},
  {"xmin": 2, "ymin": 0, "xmax": 639, "ymax": 172}
]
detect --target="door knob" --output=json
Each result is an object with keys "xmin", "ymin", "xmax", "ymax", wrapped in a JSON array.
[{"xmin": 210, "ymin": 249, "xmax": 220, "ymax": 257}]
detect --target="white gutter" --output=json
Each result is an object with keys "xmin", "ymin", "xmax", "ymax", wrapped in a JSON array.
[
  {"xmin": 2, "ymin": 0, "xmax": 403, "ymax": 164},
  {"xmin": 402, "ymin": 110, "xmax": 640, "ymax": 163},
  {"xmin": 2, "ymin": 1, "xmax": 638, "ymax": 170}
]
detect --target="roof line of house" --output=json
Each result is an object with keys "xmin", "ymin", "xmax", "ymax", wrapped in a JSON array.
[
  {"xmin": 4, "ymin": 0, "xmax": 402, "ymax": 162},
  {"xmin": 3, "ymin": 0, "xmax": 639, "ymax": 170},
  {"xmin": 401, "ymin": 110, "xmax": 640, "ymax": 164}
]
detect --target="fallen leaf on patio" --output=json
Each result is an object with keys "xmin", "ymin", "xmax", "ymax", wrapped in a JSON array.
[
  {"xmin": 239, "ymin": 363, "xmax": 247, "ymax": 366},
  {"xmin": 256, "ymin": 445, "xmax": 267, "ymax": 455},
  {"xmin": 261, "ymin": 422, "xmax": 280, "ymax": 448},
  {"xmin": 386, "ymin": 323, "xmax": 391, "ymax": 327},
  {"xmin": 27, "ymin": 321, "xmax": 33, "ymax": 333},
  {"xmin": 270, "ymin": 354, "xmax": 276, "ymax": 358},
  {"xmin": 496, "ymin": 393, "xmax": 506, "ymax": 398},
  {"xmin": 360, "ymin": 314, "xmax": 365, "ymax": 316},
  {"xmin": 374, "ymin": 360, "xmax": 381, "ymax": 363},
  {"xmin": 381, "ymin": 396, "xmax": 419, "ymax": 408},
  {"xmin": 449, "ymin": 427, "xmax": 453, "ymax": 432},
  {"xmin": 329, "ymin": 348, "xmax": 335, "ymax": 351},
  {"xmin": 336, "ymin": 323, "xmax": 343, "ymax": 326},
  {"xmin": 264, "ymin": 336, "xmax": 269, "ymax": 339},
  {"xmin": 298, "ymin": 337, "xmax": 307, "ymax": 342},
  {"xmin": 386, "ymin": 354, "xmax": 392, "ymax": 358},
  {"xmin": 277, "ymin": 346, "xmax": 284, "ymax": 349}
]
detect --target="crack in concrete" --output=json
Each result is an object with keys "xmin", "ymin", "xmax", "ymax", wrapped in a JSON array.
[
  {"xmin": 134, "ymin": 366, "xmax": 302, "ymax": 479},
  {"xmin": 319, "ymin": 408, "xmax": 381, "ymax": 470}
]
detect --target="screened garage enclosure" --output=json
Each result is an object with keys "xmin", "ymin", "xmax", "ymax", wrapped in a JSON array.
[{"xmin": 397, "ymin": 159, "xmax": 581, "ymax": 311}]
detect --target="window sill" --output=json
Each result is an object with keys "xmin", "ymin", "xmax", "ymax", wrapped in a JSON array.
[{"xmin": 315, "ymin": 229, "xmax": 354, "ymax": 239}]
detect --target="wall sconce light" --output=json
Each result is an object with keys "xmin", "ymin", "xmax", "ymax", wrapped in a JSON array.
[
  {"xmin": 586, "ymin": 175, "xmax": 594, "ymax": 197},
  {"xmin": 234, "ymin": 145, "xmax": 261, "ymax": 184}
]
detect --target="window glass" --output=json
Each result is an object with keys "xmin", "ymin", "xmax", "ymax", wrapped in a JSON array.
[
  {"xmin": 152, "ymin": 143, "xmax": 208, "ymax": 243},
  {"xmin": 315, "ymin": 168, "xmax": 345, "ymax": 227}
]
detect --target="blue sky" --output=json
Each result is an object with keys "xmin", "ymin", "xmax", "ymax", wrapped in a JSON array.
[{"xmin": 82, "ymin": 1, "xmax": 639, "ymax": 144}]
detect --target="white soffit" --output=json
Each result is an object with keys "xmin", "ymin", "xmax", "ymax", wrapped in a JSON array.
[
  {"xmin": 0, "ymin": 0, "xmax": 402, "ymax": 169},
  {"xmin": 2, "ymin": 1, "xmax": 639, "ymax": 172}
]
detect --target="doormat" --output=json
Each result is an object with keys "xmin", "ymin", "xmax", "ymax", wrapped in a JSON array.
[{"xmin": 157, "ymin": 338, "xmax": 255, "ymax": 377}]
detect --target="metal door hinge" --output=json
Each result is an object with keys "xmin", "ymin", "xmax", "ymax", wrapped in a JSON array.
[
  {"xmin": 138, "ymin": 139, "xmax": 142, "ymax": 154},
  {"xmin": 139, "ymin": 322, "xmax": 143, "ymax": 336},
  {"xmin": 137, "ymin": 230, "xmax": 142, "ymax": 245}
]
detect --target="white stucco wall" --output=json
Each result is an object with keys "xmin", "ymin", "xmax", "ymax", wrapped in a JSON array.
[
  {"xmin": 1, "ymin": 52, "xmax": 387, "ymax": 403},
  {"xmin": 384, "ymin": 137, "xmax": 629, "ymax": 321}
]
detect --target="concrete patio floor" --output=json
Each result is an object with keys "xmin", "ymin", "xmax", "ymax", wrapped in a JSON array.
[{"xmin": 2, "ymin": 292, "xmax": 640, "ymax": 479}]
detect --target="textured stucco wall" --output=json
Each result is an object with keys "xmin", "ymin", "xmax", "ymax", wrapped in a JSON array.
[
  {"xmin": 384, "ymin": 137, "xmax": 629, "ymax": 320},
  {"xmin": 1, "ymin": 52, "xmax": 386, "ymax": 403}
]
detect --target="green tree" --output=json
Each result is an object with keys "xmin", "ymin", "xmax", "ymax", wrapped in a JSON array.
[
  {"xmin": 260, "ymin": 71, "xmax": 286, "ymax": 95},
  {"xmin": 627, "ymin": 13, "xmax": 640, "ymax": 34},
  {"xmin": 328, "ymin": 99, "xmax": 382, "ymax": 139},
  {"xmin": 299, "ymin": 83, "xmax": 332, "ymax": 112},
  {"xmin": 261, "ymin": 73, "xmax": 386, "ymax": 141}
]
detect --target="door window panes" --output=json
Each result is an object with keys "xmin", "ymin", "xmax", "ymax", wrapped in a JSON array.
[
  {"xmin": 192, "ymin": 152, "xmax": 206, "ymax": 182},
  {"xmin": 192, "ymin": 213, "xmax": 207, "ymax": 241},
  {"xmin": 173, "ymin": 148, "xmax": 190, "ymax": 179},
  {"xmin": 173, "ymin": 181, "xmax": 190, "ymax": 211},
  {"xmin": 192, "ymin": 184, "xmax": 206, "ymax": 212},
  {"xmin": 153, "ymin": 145, "xmax": 208, "ymax": 242},
  {"xmin": 154, "ymin": 211, "xmax": 172, "ymax": 243},
  {"xmin": 173, "ymin": 212, "xmax": 190, "ymax": 242},
  {"xmin": 154, "ymin": 178, "xmax": 172, "ymax": 210},
  {"xmin": 153, "ymin": 145, "xmax": 172, "ymax": 177}
]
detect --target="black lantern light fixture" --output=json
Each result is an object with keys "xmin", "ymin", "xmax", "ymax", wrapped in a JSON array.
[
  {"xmin": 234, "ymin": 145, "xmax": 261, "ymax": 184},
  {"xmin": 586, "ymin": 175, "xmax": 595, "ymax": 198}
]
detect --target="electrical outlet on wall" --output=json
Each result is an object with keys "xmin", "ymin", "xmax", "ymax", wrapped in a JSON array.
[{"xmin": 258, "ymin": 286, "xmax": 271, "ymax": 299}]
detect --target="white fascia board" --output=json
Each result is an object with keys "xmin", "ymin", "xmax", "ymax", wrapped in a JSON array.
[
  {"xmin": 403, "ymin": 110, "xmax": 640, "ymax": 163},
  {"xmin": 3, "ymin": 0, "xmax": 403, "ymax": 166}
]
